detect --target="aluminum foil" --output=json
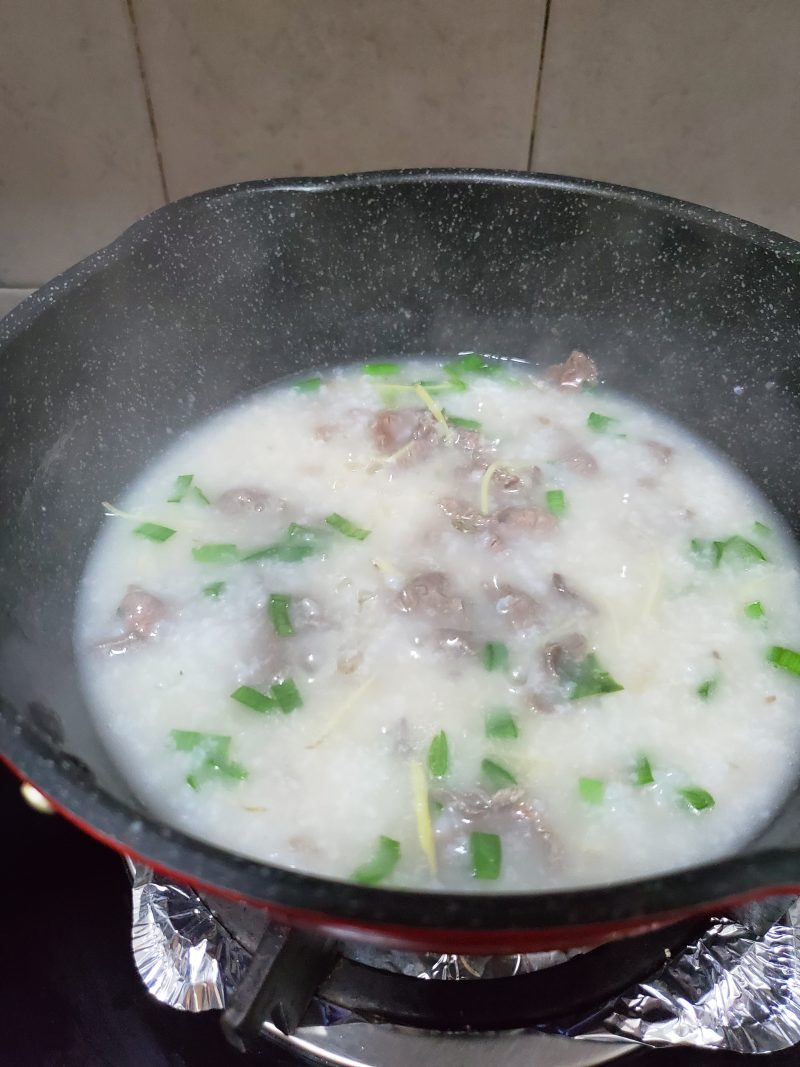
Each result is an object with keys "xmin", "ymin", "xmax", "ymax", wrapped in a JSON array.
[
  {"xmin": 576, "ymin": 896, "xmax": 800, "ymax": 1053},
  {"xmin": 343, "ymin": 941, "xmax": 584, "ymax": 979},
  {"xmin": 130, "ymin": 862, "xmax": 251, "ymax": 1011},
  {"xmin": 127, "ymin": 860, "xmax": 800, "ymax": 1053}
]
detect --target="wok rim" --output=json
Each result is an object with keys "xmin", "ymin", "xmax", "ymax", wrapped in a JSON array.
[{"xmin": 3, "ymin": 167, "xmax": 800, "ymax": 941}]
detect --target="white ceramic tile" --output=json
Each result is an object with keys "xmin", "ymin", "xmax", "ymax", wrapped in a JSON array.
[
  {"xmin": 0, "ymin": 0, "xmax": 164, "ymax": 286},
  {"xmin": 133, "ymin": 0, "xmax": 546, "ymax": 198},
  {"xmin": 533, "ymin": 0, "xmax": 800, "ymax": 240},
  {"xmin": 0, "ymin": 289, "xmax": 33, "ymax": 319}
]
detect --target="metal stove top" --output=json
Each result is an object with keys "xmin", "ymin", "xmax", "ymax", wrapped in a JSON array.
[{"xmin": 129, "ymin": 862, "xmax": 800, "ymax": 1063}]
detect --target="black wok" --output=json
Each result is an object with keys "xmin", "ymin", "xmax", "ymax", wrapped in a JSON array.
[{"xmin": 2, "ymin": 169, "xmax": 800, "ymax": 953}]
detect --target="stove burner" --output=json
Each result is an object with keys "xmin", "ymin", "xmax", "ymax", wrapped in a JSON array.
[
  {"xmin": 128, "ymin": 864, "xmax": 800, "ymax": 1062},
  {"xmin": 204, "ymin": 887, "xmax": 701, "ymax": 1053}
]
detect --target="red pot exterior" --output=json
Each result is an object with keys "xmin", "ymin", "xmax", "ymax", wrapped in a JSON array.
[{"xmin": 14, "ymin": 767, "xmax": 800, "ymax": 955}]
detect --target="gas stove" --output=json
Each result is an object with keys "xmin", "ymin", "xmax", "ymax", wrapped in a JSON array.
[
  {"xmin": 153, "ymin": 871, "xmax": 695, "ymax": 1064},
  {"xmin": 129, "ymin": 855, "xmax": 800, "ymax": 1064}
]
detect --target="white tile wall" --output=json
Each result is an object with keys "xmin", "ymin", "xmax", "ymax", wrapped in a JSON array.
[
  {"xmin": 2, "ymin": 0, "xmax": 800, "ymax": 290},
  {"xmin": 132, "ymin": 0, "xmax": 545, "ymax": 198},
  {"xmin": 0, "ymin": 0, "xmax": 164, "ymax": 286},
  {"xmin": 533, "ymin": 0, "xmax": 800, "ymax": 239}
]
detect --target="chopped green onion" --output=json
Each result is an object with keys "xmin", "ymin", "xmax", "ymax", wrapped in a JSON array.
[
  {"xmin": 567, "ymin": 653, "xmax": 623, "ymax": 700},
  {"xmin": 690, "ymin": 538, "xmax": 723, "ymax": 567},
  {"xmin": 753, "ymin": 521, "xmax": 772, "ymax": 537},
  {"xmin": 631, "ymin": 755, "xmax": 654, "ymax": 786},
  {"xmin": 443, "ymin": 411, "xmax": 481, "ymax": 429},
  {"xmin": 325, "ymin": 512, "xmax": 371, "ymax": 541},
  {"xmin": 168, "ymin": 474, "xmax": 209, "ymax": 505},
  {"xmin": 134, "ymin": 522, "xmax": 176, "ymax": 543},
  {"xmin": 295, "ymin": 376, "xmax": 322, "ymax": 392},
  {"xmin": 243, "ymin": 523, "xmax": 325, "ymax": 562},
  {"xmin": 545, "ymin": 489, "xmax": 567, "ymax": 517},
  {"xmin": 364, "ymin": 362, "xmax": 402, "ymax": 377},
  {"xmin": 168, "ymin": 474, "xmax": 194, "ymax": 503},
  {"xmin": 352, "ymin": 835, "xmax": 401, "ymax": 885},
  {"xmin": 696, "ymin": 677, "xmax": 718, "ymax": 700},
  {"xmin": 192, "ymin": 543, "xmax": 239, "ymax": 563},
  {"xmin": 481, "ymin": 757, "xmax": 517, "ymax": 791},
  {"xmin": 170, "ymin": 730, "xmax": 247, "ymax": 790},
  {"xmin": 230, "ymin": 685, "xmax": 278, "ymax": 713},
  {"xmin": 692, "ymin": 535, "xmax": 767, "ymax": 568},
  {"xmin": 745, "ymin": 601, "xmax": 765, "ymax": 619},
  {"xmin": 719, "ymin": 535, "xmax": 767, "ymax": 565},
  {"xmin": 768, "ymin": 645, "xmax": 800, "ymax": 677},
  {"xmin": 187, "ymin": 760, "xmax": 247, "ymax": 789},
  {"xmin": 587, "ymin": 411, "xmax": 622, "ymax": 434},
  {"xmin": 485, "ymin": 709, "xmax": 519, "ymax": 739},
  {"xmin": 188, "ymin": 485, "xmax": 210, "ymax": 506},
  {"xmin": 202, "ymin": 581, "xmax": 226, "ymax": 598},
  {"xmin": 445, "ymin": 352, "xmax": 519, "ymax": 385},
  {"xmin": 271, "ymin": 678, "xmax": 303, "ymax": 713},
  {"xmin": 579, "ymin": 776, "xmax": 605, "ymax": 804},
  {"xmin": 470, "ymin": 831, "xmax": 501, "ymax": 880},
  {"xmin": 231, "ymin": 678, "xmax": 303, "ymax": 714},
  {"xmin": 481, "ymin": 641, "xmax": 509, "ymax": 672},
  {"xmin": 172, "ymin": 729, "xmax": 225, "ymax": 754},
  {"xmin": 446, "ymin": 353, "xmax": 497, "ymax": 377},
  {"xmin": 678, "ymin": 786, "xmax": 715, "ymax": 812},
  {"xmin": 427, "ymin": 730, "xmax": 449, "ymax": 778},
  {"xmin": 268, "ymin": 593, "xmax": 294, "ymax": 636},
  {"xmin": 245, "ymin": 542, "xmax": 314, "ymax": 563}
]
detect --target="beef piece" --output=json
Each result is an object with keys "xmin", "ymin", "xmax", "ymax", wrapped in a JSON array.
[
  {"xmin": 495, "ymin": 506, "xmax": 559, "ymax": 533},
  {"xmin": 489, "ymin": 465, "xmax": 543, "ymax": 498},
  {"xmin": 432, "ymin": 787, "xmax": 558, "ymax": 857},
  {"xmin": 495, "ymin": 469, "xmax": 523, "ymax": 493},
  {"xmin": 489, "ymin": 580, "xmax": 541, "ymax": 631},
  {"xmin": 398, "ymin": 572, "xmax": 465, "ymax": 619},
  {"xmin": 436, "ymin": 629, "xmax": 478, "ymax": 656},
  {"xmin": 645, "ymin": 439, "xmax": 674, "ymax": 464},
  {"xmin": 526, "ymin": 690, "xmax": 557, "ymax": 714},
  {"xmin": 216, "ymin": 487, "xmax": 271, "ymax": 513},
  {"xmin": 118, "ymin": 587, "xmax": 167, "ymax": 638},
  {"xmin": 501, "ymin": 467, "xmax": 546, "ymax": 490},
  {"xmin": 556, "ymin": 441, "xmax": 598, "ymax": 477},
  {"xmin": 485, "ymin": 531, "xmax": 507, "ymax": 553},
  {"xmin": 98, "ymin": 587, "xmax": 168, "ymax": 653},
  {"xmin": 552, "ymin": 572, "xmax": 576, "ymax": 599},
  {"xmin": 552, "ymin": 572, "xmax": 595, "ymax": 612},
  {"xmin": 432, "ymin": 786, "xmax": 532, "ymax": 821},
  {"xmin": 452, "ymin": 427, "xmax": 501, "ymax": 472},
  {"xmin": 546, "ymin": 350, "xmax": 599, "ymax": 390},
  {"xmin": 439, "ymin": 496, "xmax": 491, "ymax": 534},
  {"xmin": 453, "ymin": 427, "xmax": 482, "ymax": 452},
  {"xmin": 543, "ymin": 633, "xmax": 588, "ymax": 679},
  {"xmin": 371, "ymin": 408, "xmax": 438, "ymax": 455}
]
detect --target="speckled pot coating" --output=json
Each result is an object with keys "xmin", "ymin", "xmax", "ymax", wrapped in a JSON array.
[{"xmin": 2, "ymin": 169, "xmax": 800, "ymax": 950}]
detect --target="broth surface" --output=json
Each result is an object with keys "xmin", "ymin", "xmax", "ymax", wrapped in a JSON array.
[{"xmin": 75, "ymin": 353, "xmax": 800, "ymax": 891}]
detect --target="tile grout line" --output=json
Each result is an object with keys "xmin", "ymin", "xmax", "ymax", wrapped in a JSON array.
[
  {"xmin": 527, "ymin": 0, "xmax": 553, "ymax": 171},
  {"xmin": 125, "ymin": 0, "xmax": 169, "ymax": 203}
]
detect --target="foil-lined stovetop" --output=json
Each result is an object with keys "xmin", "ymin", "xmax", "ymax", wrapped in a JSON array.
[{"xmin": 129, "ymin": 860, "xmax": 800, "ymax": 1057}]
